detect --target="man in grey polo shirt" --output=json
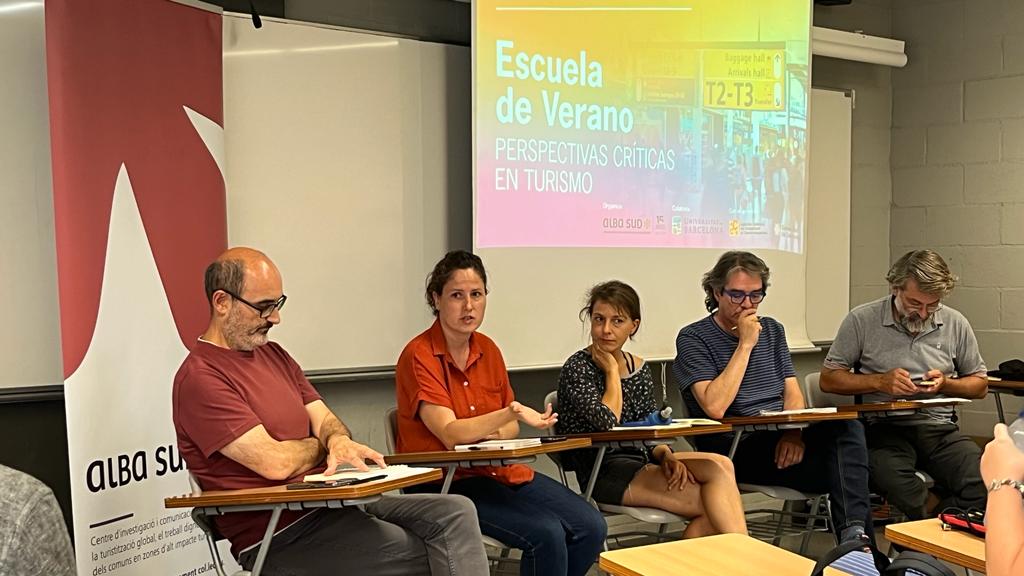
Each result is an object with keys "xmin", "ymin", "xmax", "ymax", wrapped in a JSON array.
[{"xmin": 820, "ymin": 250, "xmax": 988, "ymax": 520}]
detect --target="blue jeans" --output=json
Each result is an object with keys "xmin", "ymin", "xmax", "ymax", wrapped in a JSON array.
[
  {"xmin": 697, "ymin": 419, "xmax": 874, "ymax": 539},
  {"xmin": 407, "ymin": 473, "xmax": 606, "ymax": 576}
]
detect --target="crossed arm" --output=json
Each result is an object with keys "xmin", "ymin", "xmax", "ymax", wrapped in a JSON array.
[{"xmin": 220, "ymin": 399, "xmax": 385, "ymax": 480}]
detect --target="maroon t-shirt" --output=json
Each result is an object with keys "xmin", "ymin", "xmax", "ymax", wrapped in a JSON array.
[{"xmin": 172, "ymin": 340, "xmax": 323, "ymax": 557}]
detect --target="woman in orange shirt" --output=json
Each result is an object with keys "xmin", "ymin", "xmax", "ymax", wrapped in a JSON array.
[{"xmin": 395, "ymin": 250, "xmax": 606, "ymax": 576}]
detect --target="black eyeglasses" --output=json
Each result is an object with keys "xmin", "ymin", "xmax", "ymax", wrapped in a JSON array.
[
  {"xmin": 221, "ymin": 289, "xmax": 287, "ymax": 319},
  {"xmin": 722, "ymin": 289, "xmax": 766, "ymax": 305}
]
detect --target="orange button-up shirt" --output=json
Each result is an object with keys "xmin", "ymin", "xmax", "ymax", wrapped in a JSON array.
[{"xmin": 395, "ymin": 319, "xmax": 533, "ymax": 485}]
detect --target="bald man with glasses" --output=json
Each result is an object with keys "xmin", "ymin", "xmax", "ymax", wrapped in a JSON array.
[
  {"xmin": 172, "ymin": 247, "xmax": 488, "ymax": 576},
  {"xmin": 674, "ymin": 251, "xmax": 875, "ymax": 547},
  {"xmin": 821, "ymin": 249, "xmax": 988, "ymax": 520}
]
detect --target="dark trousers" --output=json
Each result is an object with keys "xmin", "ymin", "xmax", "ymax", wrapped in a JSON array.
[
  {"xmin": 408, "ymin": 473, "xmax": 606, "ymax": 576},
  {"xmin": 697, "ymin": 419, "xmax": 873, "ymax": 537},
  {"xmin": 865, "ymin": 421, "xmax": 986, "ymax": 520},
  {"xmin": 237, "ymin": 494, "xmax": 488, "ymax": 576}
]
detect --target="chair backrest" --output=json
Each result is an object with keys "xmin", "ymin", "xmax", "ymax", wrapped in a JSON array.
[
  {"xmin": 676, "ymin": 397, "xmax": 692, "ymax": 418},
  {"xmin": 544, "ymin": 390, "xmax": 559, "ymax": 413},
  {"xmin": 384, "ymin": 407, "xmax": 399, "ymax": 455},
  {"xmin": 804, "ymin": 371, "xmax": 852, "ymax": 409}
]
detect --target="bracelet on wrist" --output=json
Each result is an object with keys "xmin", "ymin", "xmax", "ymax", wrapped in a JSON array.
[{"xmin": 989, "ymin": 478, "xmax": 1024, "ymax": 497}]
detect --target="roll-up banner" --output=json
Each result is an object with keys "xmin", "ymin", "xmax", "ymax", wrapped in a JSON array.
[{"xmin": 46, "ymin": 0, "xmax": 232, "ymax": 573}]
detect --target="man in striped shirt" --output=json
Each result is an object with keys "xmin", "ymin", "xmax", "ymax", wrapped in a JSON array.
[{"xmin": 673, "ymin": 251, "xmax": 874, "ymax": 545}]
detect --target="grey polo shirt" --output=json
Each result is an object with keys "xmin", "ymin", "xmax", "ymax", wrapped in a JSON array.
[{"xmin": 823, "ymin": 295, "xmax": 986, "ymax": 425}]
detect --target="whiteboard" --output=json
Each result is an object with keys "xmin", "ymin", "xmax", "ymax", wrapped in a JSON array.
[
  {"xmin": 224, "ymin": 16, "xmax": 853, "ymax": 372},
  {"xmin": 224, "ymin": 15, "xmax": 471, "ymax": 370},
  {"xmin": 806, "ymin": 88, "xmax": 852, "ymax": 343}
]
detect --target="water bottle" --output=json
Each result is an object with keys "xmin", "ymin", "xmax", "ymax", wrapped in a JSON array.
[
  {"xmin": 1010, "ymin": 410, "xmax": 1024, "ymax": 451},
  {"xmin": 621, "ymin": 406, "xmax": 673, "ymax": 427}
]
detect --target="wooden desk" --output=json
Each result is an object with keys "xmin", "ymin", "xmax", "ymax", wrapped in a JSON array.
[
  {"xmin": 885, "ymin": 518, "xmax": 985, "ymax": 573},
  {"xmin": 721, "ymin": 412, "xmax": 857, "ymax": 458},
  {"xmin": 582, "ymin": 423, "xmax": 733, "ymax": 443},
  {"xmin": 165, "ymin": 468, "xmax": 442, "ymax": 576},
  {"xmin": 988, "ymin": 377, "xmax": 1024, "ymax": 423},
  {"xmin": 569, "ymin": 425, "xmax": 732, "ymax": 501},
  {"xmin": 164, "ymin": 468, "xmax": 442, "ymax": 509},
  {"xmin": 599, "ymin": 533, "xmax": 850, "ymax": 576},
  {"xmin": 385, "ymin": 437, "xmax": 591, "ymax": 493},
  {"xmin": 838, "ymin": 400, "xmax": 965, "ymax": 418}
]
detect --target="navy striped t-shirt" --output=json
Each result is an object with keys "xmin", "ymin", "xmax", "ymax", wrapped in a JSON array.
[{"xmin": 673, "ymin": 314, "xmax": 795, "ymax": 418}]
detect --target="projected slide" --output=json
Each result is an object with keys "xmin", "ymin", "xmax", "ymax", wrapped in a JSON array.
[{"xmin": 474, "ymin": 0, "xmax": 811, "ymax": 253}]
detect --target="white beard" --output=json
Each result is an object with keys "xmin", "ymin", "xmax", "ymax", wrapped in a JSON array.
[{"xmin": 894, "ymin": 296, "xmax": 930, "ymax": 333}]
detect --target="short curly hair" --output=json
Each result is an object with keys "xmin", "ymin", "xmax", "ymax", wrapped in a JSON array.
[{"xmin": 701, "ymin": 251, "xmax": 770, "ymax": 312}]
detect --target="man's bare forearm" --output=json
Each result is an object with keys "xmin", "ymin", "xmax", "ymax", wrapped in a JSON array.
[
  {"xmin": 941, "ymin": 375, "xmax": 988, "ymax": 399},
  {"xmin": 820, "ymin": 368, "xmax": 878, "ymax": 395},
  {"xmin": 699, "ymin": 343, "xmax": 753, "ymax": 419},
  {"xmin": 317, "ymin": 413, "xmax": 353, "ymax": 449}
]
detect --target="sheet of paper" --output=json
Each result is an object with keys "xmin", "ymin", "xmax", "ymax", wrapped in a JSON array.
[
  {"xmin": 673, "ymin": 418, "xmax": 722, "ymax": 426},
  {"xmin": 453, "ymin": 438, "xmax": 542, "ymax": 451},
  {"xmin": 914, "ymin": 397, "xmax": 971, "ymax": 405},
  {"xmin": 759, "ymin": 407, "xmax": 838, "ymax": 416},
  {"xmin": 304, "ymin": 464, "xmax": 431, "ymax": 483},
  {"xmin": 610, "ymin": 422, "xmax": 697, "ymax": 431}
]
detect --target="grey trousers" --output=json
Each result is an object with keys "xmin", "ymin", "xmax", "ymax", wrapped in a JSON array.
[
  {"xmin": 238, "ymin": 494, "xmax": 489, "ymax": 576},
  {"xmin": 866, "ymin": 421, "xmax": 986, "ymax": 520}
]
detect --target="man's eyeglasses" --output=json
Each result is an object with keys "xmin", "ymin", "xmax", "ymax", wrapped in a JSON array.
[
  {"xmin": 899, "ymin": 291, "xmax": 942, "ymax": 313},
  {"xmin": 722, "ymin": 289, "xmax": 766, "ymax": 305},
  {"xmin": 221, "ymin": 289, "xmax": 287, "ymax": 319}
]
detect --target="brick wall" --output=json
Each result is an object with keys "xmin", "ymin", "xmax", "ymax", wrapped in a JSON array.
[{"xmin": 890, "ymin": 0, "xmax": 1024, "ymax": 433}]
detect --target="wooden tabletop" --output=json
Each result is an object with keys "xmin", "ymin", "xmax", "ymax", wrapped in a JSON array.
[
  {"xmin": 578, "ymin": 424, "xmax": 733, "ymax": 443},
  {"xmin": 722, "ymin": 411, "xmax": 857, "ymax": 427},
  {"xmin": 885, "ymin": 518, "xmax": 985, "ymax": 573},
  {"xmin": 599, "ymin": 533, "xmax": 850, "ymax": 576},
  {"xmin": 384, "ymin": 437, "xmax": 591, "ymax": 465},
  {"xmin": 988, "ymin": 377, "xmax": 1024, "ymax": 391},
  {"xmin": 164, "ymin": 468, "xmax": 442, "ymax": 509}
]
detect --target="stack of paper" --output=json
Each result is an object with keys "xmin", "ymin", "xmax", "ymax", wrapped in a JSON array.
[{"xmin": 454, "ymin": 438, "xmax": 542, "ymax": 451}]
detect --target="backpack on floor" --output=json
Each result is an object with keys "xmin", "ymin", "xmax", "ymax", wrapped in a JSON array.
[{"xmin": 810, "ymin": 539, "xmax": 956, "ymax": 576}]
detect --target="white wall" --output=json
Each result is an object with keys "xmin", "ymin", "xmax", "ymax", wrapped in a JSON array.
[{"xmin": 0, "ymin": 1, "xmax": 61, "ymax": 393}]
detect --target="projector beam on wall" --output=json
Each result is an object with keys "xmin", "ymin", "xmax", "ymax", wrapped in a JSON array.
[{"xmin": 811, "ymin": 25, "xmax": 907, "ymax": 68}]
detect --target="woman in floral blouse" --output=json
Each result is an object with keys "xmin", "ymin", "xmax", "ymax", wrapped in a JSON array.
[{"xmin": 556, "ymin": 280, "xmax": 747, "ymax": 538}]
